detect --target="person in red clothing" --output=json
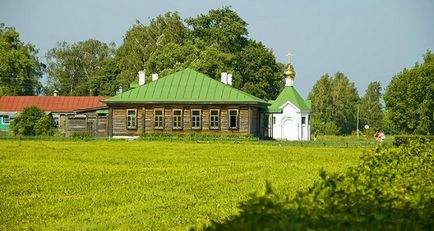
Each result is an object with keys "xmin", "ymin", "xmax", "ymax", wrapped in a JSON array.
[{"xmin": 374, "ymin": 130, "xmax": 380, "ymax": 141}]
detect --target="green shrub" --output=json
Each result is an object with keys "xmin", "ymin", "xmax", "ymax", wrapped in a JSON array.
[
  {"xmin": 10, "ymin": 106, "xmax": 54, "ymax": 136},
  {"xmin": 393, "ymin": 135, "xmax": 434, "ymax": 147},
  {"xmin": 71, "ymin": 131, "xmax": 91, "ymax": 140},
  {"xmin": 203, "ymin": 141, "xmax": 434, "ymax": 230},
  {"xmin": 140, "ymin": 132, "xmax": 256, "ymax": 142}
]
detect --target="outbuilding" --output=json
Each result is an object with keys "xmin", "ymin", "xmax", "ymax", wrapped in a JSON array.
[{"xmin": 0, "ymin": 96, "xmax": 107, "ymax": 132}]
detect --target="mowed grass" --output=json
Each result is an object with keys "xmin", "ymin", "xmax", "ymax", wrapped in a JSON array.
[{"xmin": 0, "ymin": 140, "xmax": 362, "ymax": 230}]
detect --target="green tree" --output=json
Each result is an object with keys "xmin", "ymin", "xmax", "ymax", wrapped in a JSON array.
[
  {"xmin": 10, "ymin": 106, "xmax": 53, "ymax": 136},
  {"xmin": 89, "ymin": 58, "xmax": 120, "ymax": 96},
  {"xmin": 234, "ymin": 40, "xmax": 282, "ymax": 100},
  {"xmin": 359, "ymin": 81, "xmax": 384, "ymax": 130},
  {"xmin": 330, "ymin": 72, "xmax": 359, "ymax": 134},
  {"xmin": 384, "ymin": 50, "xmax": 434, "ymax": 134},
  {"xmin": 46, "ymin": 39, "xmax": 115, "ymax": 96},
  {"xmin": 147, "ymin": 41, "xmax": 197, "ymax": 77},
  {"xmin": 0, "ymin": 23, "xmax": 43, "ymax": 95},
  {"xmin": 185, "ymin": 6, "xmax": 248, "ymax": 53},
  {"xmin": 190, "ymin": 43, "xmax": 234, "ymax": 80},
  {"xmin": 116, "ymin": 12, "xmax": 188, "ymax": 89},
  {"xmin": 308, "ymin": 73, "xmax": 359, "ymax": 135},
  {"xmin": 113, "ymin": 7, "xmax": 282, "ymax": 99}
]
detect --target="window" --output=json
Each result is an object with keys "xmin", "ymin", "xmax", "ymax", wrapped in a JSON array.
[
  {"xmin": 53, "ymin": 117, "xmax": 59, "ymax": 128},
  {"xmin": 302, "ymin": 116, "xmax": 306, "ymax": 125},
  {"xmin": 127, "ymin": 109, "xmax": 137, "ymax": 129},
  {"xmin": 229, "ymin": 109, "xmax": 238, "ymax": 129},
  {"xmin": 154, "ymin": 109, "xmax": 164, "ymax": 129},
  {"xmin": 210, "ymin": 110, "xmax": 219, "ymax": 129},
  {"xmin": 3, "ymin": 115, "xmax": 10, "ymax": 125},
  {"xmin": 272, "ymin": 116, "xmax": 276, "ymax": 125},
  {"xmin": 191, "ymin": 109, "xmax": 201, "ymax": 129},
  {"xmin": 172, "ymin": 109, "xmax": 182, "ymax": 129}
]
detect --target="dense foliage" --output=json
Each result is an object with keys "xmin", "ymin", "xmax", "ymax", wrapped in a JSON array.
[
  {"xmin": 46, "ymin": 39, "xmax": 116, "ymax": 96},
  {"xmin": 359, "ymin": 81, "xmax": 384, "ymax": 131},
  {"xmin": 10, "ymin": 106, "xmax": 54, "ymax": 136},
  {"xmin": 308, "ymin": 72, "xmax": 360, "ymax": 135},
  {"xmin": 204, "ymin": 140, "xmax": 434, "ymax": 230},
  {"xmin": 384, "ymin": 50, "xmax": 434, "ymax": 134},
  {"xmin": 46, "ymin": 7, "xmax": 283, "ymax": 100},
  {"xmin": 0, "ymin": 23, "xmax": 43, "ymax": 96},
  {"xmin": 393, "ymin": 134, "xmax": 434, "ymax": 147}
]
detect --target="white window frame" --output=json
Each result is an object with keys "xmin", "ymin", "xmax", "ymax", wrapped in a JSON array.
[
  {"xmin": 3, "ymin": 115, "xmax": 10, "ymax": 125},
  {"xmin": 191, "ymin": 109, "xmax": 201, "ymax": 129},
  {"xmin": 209, "ymin": 109, "xmax": 220, "ymax": 129},
  {"xmin": 154, "ymin": 109, "xmax": 164, "ymax": 129},
  {"xmin": 228, "ymin": 109, "xmax": 239, "ymax": 130},
  {"xmin": 127, "ymin": 109, "xmax": 137, "ymax": 129},
  {"xmin": 172, "ymin": 109, "xmax": 183, "ymax": 130}
]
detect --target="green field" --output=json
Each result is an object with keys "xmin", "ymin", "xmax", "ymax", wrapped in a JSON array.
[{"xmin": 0, "ymin": 139, "xmax": 364, "ymax": 230}]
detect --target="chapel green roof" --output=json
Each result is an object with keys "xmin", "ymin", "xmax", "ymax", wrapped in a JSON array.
[
  {"xmin": 268, "ymin": 86, "xmax": 311, "ymax": 113},
  {"xmin": 103, "ymin": 69, "xmax": 268, "ymax": 105}
]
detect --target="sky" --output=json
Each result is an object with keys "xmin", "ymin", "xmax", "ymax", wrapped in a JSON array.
[{"xmin": 1, "ymin": 0, "xmax": 433, "ymax": 97}]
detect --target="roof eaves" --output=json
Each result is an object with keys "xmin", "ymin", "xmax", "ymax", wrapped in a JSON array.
[{"xmin": 104, "ymin": 100, "xmax": 269, "ymax": 105}]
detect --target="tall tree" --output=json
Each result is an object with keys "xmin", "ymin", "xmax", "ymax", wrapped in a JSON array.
[
  {"xmin": 234, "ymin": 40, "xmax": 282, "ymax": 100},
  {"xmin": 0, "ymin": 23, "xmax": 43, "ymax": 95},
  {"xmin": 330, "ymin": 72, "xmax": 359, "ymax": 134},
  {"xmin": 384, "ymin": 50, "xmax": 434, "ymax": 134},
  {"xmin": 46, "ymin": 39, "xmax": 115, "ymax": 96},
  {"xmin": 185, "ymin": 6, "xmax": 248, "ymax": 53},
  {"xmin": 308, "ymin": 73, "xmax": 359, "ymax": 135},
  {"xmin": 116, "ymin": 12, "xmax": 188, "ymax": 89},
  {"xmin": 114, "ymin": 7, "xmax": 283, "ymax": 100},
  {"xmin": 308, "ymin": 74, "xmax": 334, "ymax": 133},
  {"xmin": 359, "ymin": 81, "xmax": 383, "ymax": 130}
]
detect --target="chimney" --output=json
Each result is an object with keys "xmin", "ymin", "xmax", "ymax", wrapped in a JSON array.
[
  {"xmin": 221, "ymin": 72, "xmax": 228, "ymax": 84},
  {"xmin": 138, "ymin": 70, "xmax": 146, "ymax": 85},
  {"xmin": 152, "ymin": 73, "xmax": 159, "ymax": 81},
  {"xmin": 53, "ymin": 90, "xmax": 59, "ymax": 96},
  {"xmin": 227, "ymin": 73, "xmax": 233, "ymax": 86}
]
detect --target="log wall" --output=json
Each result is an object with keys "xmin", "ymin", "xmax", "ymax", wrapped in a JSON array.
[{"xmin": 108, "ymin": 105, "xmax": 264, "ymax": 137}]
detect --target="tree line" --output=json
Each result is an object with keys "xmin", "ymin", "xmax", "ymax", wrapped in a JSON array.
[{"xmin": 0, "ymin": 7, "xmax": 433, "ymax": 135}]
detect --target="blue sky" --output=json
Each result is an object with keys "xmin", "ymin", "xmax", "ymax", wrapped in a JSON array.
[{"xmin": 1, "ymin": 0, "xmax": 433, "ymax": 97}]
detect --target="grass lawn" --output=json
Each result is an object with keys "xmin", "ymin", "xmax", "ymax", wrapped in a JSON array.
[{"xmin": 0, "ymin": 139, "xmax": 364, "ymax": 230}]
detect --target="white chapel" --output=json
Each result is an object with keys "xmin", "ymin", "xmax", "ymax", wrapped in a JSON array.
[{"xmin": 268, "ymin": 55, "xmax": 311, "ymax": 141}]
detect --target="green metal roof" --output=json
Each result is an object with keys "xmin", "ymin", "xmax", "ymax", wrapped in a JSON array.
[
  {"xmin": 103, "ymin": 69, "xmax": 268, "ymax": 105},
  {"xmin": 96, "ymin": 108, "xmax": 108, "ymax": 114},
  {"xmin": 268, "ymin": 86, "xmax": 311, "ymax": 113}
]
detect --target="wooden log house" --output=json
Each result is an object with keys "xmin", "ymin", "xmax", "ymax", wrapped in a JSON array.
[{"xmin": 102, "ymin": 69, "xmax": 269, "ymax": 138}]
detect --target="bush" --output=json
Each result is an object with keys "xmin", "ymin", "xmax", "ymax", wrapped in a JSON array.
[
  {"xmin": 10, "ymin": 106, "xmax": 54, "ymax": 136},
  {"xmin": 312, "ymin": 121, "xmax": 340, "ymax": 136},
  {"xmin": 71, "ymin": 131, "xmax": 91, "ymax": 140},
  {"xmin": 203, "ymin": 141, "xmax": 434, "ymax": 230},
  {"xmin": 140, "ymin": 132, "xmax": 256, "ymax": 142},
  {"xmin": 393, "ymin": 135, "xmax": 434, "ymax": 147}
]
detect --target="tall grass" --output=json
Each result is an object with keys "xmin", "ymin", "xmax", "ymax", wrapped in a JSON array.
[{"xmin": 0, "ymin": 140, "xmax": 362, "ymax": 230}]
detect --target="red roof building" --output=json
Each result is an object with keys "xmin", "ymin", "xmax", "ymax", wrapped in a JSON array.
[
  {"xmin": 0, "ymin": 96, "xmax": 108, "ymax": 131},
  {"xmin": 0, "ymin": 96, "xmax": 107, "ymax": 113}
]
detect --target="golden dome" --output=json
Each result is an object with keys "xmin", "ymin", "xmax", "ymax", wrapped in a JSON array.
[{"xmin": 284, "ymin": 64, "xmax": 296, "ymax": 78}]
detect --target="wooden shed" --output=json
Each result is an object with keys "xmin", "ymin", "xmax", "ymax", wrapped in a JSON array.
[{"xmin": 102, "ymin": 69, "xmax": 269, "ymax": 138}]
